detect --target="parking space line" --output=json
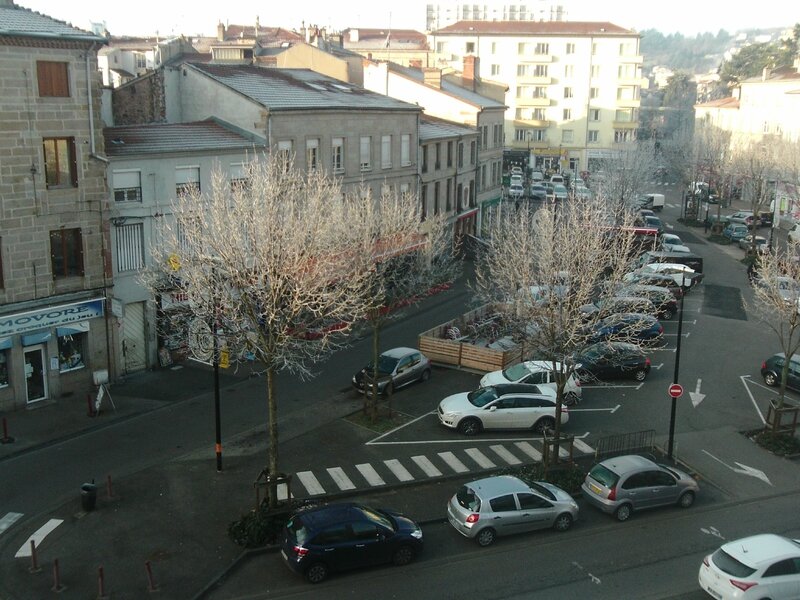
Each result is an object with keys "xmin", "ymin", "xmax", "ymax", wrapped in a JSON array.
[
  {"xmin": 327, "ymin": 467, "xmax": 356, "ymax": 491},
  {"xmin": 514, "ymin": 441, "xmax": 542, "ymax": 461},
  {"xmin": 356, "ymin": 463, "xmax": 386, "ymax": 486},
  {"xmin": 438, "ymin": 451, "xmax": 469, "ymax": 473},
  {"xmin": 490, "ymin": 444, "xmax": 522, "ymax": 465},
  {"xmin": 573, "ymin": 439, "xmax": 594, "ymax": 454},
  {"xmin": 464, "ymin": 448, "xmax": 496, "ymax": 469},
  {"xmin": 296, "ymin": 471, "xmax": 326, "ymax": 495},
  {"xmin": 384, "ymin": 459, "xmax": 414, "ymax": 482},
  {"xmin": 366, "ymin": 411, "xmax": 436, "ymax": 445},
  {"xmin": 15, "ymin": 519, "xmax": 63, "ymax": 558},
  {"xmin": 277, "ymin": 483, "xmax": 292, "ymax": 501},
  {"xmin": 0, "ymin": 512, "xmax": 23, "ymax": 536},
  {"xmin": 411, "ymin": 455, "xmax": 443, "ymax": 477}
]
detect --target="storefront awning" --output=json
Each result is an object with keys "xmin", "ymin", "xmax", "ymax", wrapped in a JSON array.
[
  {"xmin": 57, "ymin": 322, "xmax": 91, "ymax": 337},
  {"xmin": 0, "ymin": 337, "xmax": 11, "ymax": 350},
  {"xmin": 22, "ymin": 330, "xmax": 52, "ymax": 346}
]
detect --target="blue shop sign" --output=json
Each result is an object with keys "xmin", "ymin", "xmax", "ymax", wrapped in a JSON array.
[{"xmin": 0, "ymin": 298, "xmax": 105, "ymax": 337}]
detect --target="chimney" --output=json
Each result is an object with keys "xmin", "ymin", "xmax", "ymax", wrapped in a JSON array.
[
  {"xmin": 349, "ymin": 29, "xmax": 359, "ymax": 43},
  {"xmin": 217, "ymin": 22, "xmax": 225, "ymax": 42},
  {"xmin": 255, "ymin": 16, "xmax": 259, "ymax": 39},
  {"xmin": 423, "ymin": 67, "xmax": 442, "ymax": 88},
  {"xmin": 463, "ymin": 55, "xmax": 480, "ymax": 91}
]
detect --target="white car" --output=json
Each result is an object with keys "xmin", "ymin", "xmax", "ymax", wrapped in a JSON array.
[
  {"xmin": 661, "ymin": 233, "xmax": 691, "ymax": 253},
  {"xmin": 437, "ymin": 383, "xmax": 566, "ymax": 436},
  {"xmin": 479, "ymin": 361, "xmax": 582, "ymax": 405},
  {"xmin": 530, "ymin": 170, "xmax": 545, "ymax": 182},
  {"xmin": 508, "ymin": 184, "xmax": 525, "ymax": 200},
  {"xmin": 698, "ymin": 534, "xmax": 800, "ymax": 599},
  {"xmin": 510, "ymin": 166, "xmax": 523, "ymax": 176},
  {"xmin": 510, "ymin": 174, "xmax": 523, "ymax": 187},
  {"xmin": 550, "ymin": 174, "xmax": 564, "ymax": 184},
  {"xmin": 636, "ymin": 263, "xmax": 699, "ymax": 289}
]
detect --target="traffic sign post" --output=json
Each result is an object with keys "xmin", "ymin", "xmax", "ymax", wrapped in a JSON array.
[{"xmin": 668, "ymin": 384, "xmax": 684, "ymax": 399}]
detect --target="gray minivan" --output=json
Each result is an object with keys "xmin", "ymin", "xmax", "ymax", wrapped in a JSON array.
[{"xmin": 636, "ymin": 250, "xmax": 703, "ymax": 274}]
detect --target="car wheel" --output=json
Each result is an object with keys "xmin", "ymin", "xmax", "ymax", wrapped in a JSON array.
[
  {"xmin": 564, "ymin": 392, "xmax": 579, "ymax": 407},
  {"xmin": 615, "ymin": 504, "xmax": 632, "ymax": 522},
  {"xmin": 476, "ymin": 527, "xmax": 496, "ymax": 547},
  {"xmin": 678, "ymin": 491, "xmax": 695, "ymax": 508},
  {"xmin": 633, "ymin": 369, "xmax": 647, "ymax": 382},
  {"xmin": 458, "ymin": 418, "xmax": 482, "ymax": 436},
  {"xmin": 305, "ymin": 562, "xmax": 328, "ymax": 584},
  {"xmin": 384, "ymin": 382, "xmax": 394, "ymax": 396},
  {"xmin": 764, "ymin": 372, "xmax": 778, "ymax": 387},
  {"xmin": 553, "ymin": 513, "xmax": 573, "ymax": 532},
  {"xmin": 419, "ymin": 369, "xmax": 431, "ymax": 383},
  {"xmin": 663, "ymin": 307, "xmax": 675, "ymax": 319},
  {"xmin": 534, "ymin": 417, "xmax": 556, "ymax": 435},
  {"xmin": 392, "ymin": 545, "xmax": 415, "ymax": 566}
]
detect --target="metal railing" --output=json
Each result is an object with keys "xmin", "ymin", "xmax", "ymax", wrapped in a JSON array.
[{"xmin": 594, "ymin": 429, "xmax": 655, "ymax": 459}]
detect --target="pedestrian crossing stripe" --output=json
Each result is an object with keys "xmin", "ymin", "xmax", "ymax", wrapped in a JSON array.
[
  {"xmin": 514, "ymin": 441, "xmax": 542, "ymax": 461},
  {"xmin": 465, "ymin": 448, "xmax": 496, "ymax": 469},
  {"xmin": 0, "ymin": 512, "xmax": 23, "ymax": 536},
  {"xmin": 438, "ymin": 451, "xmax": 469, "ymax": 473},
  {"xmin": 15, "ymin": 518, "xmax": 63, "ymax": 558},
  {"xmin": 296, "ymin": 471, "xmax": 325, "ymax": 496},
  {"xmin": 356, "ymin": 463, "xmax": 386, "ymax": 486},
  {"xmin": 327, "ymin": 467, "xmax": 355, "ymax": 491},
  {"xmin": 573, "ymin": 439, "xmax": 594, "ymax": 454},
  {"xmin": 411, "ymin": 455, "xmax": 442, "ymax": 477},
  {"xmin": 384, "ymin": 459, "xmax": 414, "ymax": 482},
  {"xmin": 490, "ymin": 444, "xmax": 522, "ymax": 465}
]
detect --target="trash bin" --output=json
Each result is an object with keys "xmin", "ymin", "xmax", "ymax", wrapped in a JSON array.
[{"xmin": 81, "ymin": 483, "xmax": 97, "ymax": 511}]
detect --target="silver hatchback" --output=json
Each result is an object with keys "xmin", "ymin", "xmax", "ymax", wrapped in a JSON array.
[
  {"xmin": 581, "ymin": 455, "xmax": 699, "ymax": 522},
  {"xmin": 447, "ymin": 475, "xmax": 578, "ymax": 547}
]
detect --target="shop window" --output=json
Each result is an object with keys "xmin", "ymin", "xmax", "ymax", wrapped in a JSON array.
[
  {"xmin": 58, "ymin": 332, "xmax": 85, "ymax": 372},
  {"xmin": 0, "ymin": 350, "xmax": 8, "ymax": 388}
]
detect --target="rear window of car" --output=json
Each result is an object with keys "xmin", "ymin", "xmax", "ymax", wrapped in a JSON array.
[
  {"xmin": 529, "ymin": 482, "xmax": 557, "ymax": 501},
  {"xmin": 286, "ymin": 517, "xmax": 310, "ymax": 545},
  {"xmin": 456, "ymin": 485, "xmax": 481, "ymax": 511},
  {"xmin": 711, "ymin": 548, "xmax": 756, "ymax": 577},
  {"xmin": 588, "ymin": 464, "xmax": 619, "ymax": 488}
]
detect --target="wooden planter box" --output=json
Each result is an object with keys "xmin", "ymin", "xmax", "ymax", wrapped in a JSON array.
[{"xmin": 418, "ymin": 304, "xmax": 522, "ymax": 372}]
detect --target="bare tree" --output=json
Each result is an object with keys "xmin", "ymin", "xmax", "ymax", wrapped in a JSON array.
[
  {"xmin": 146, "ymin": 155, "xmax": 378, "ymax": 506},
  {"xmin": 354, "ymin": 187, "xmax": 461, "ymax": 421},
  {"xmin": 594, "ymin": 140, "xmax": 659, "ymax": 211},
  {"xmin": 473, "ymin": 198, "xmax": 645, "ymax": 459},
  {"xmin": 688, "ymin": 122, "xmax": 732, "ymax": 224}
]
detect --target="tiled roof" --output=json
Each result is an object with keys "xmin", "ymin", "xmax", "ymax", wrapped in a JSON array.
[
  {"xmin": 432, "ymin": 20, "xmax": 635, "ymax": 36},
  {"xmin": 0, "ymin": 4, "xmax": 106, "ymax": 42},
  {"xmin": 420, "ymin": 115, "xmax": 476, "ymax": 141},
  {"xmin": 103, "ymin": 119, "xmax": 266, "ymax": 157},
  {"xmin": 695, "ymin": 97, "xmax": 740, "ymax": 109},
  {"xmin": 187, "ymin": 63, "xmax": 421, "ymax": 112},
  {"xmin": 387, "ymin": 62, "xmax": 506, "ymax": 109}
]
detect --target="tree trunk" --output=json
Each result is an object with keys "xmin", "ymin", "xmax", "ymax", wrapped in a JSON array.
[{"xmin": 267, "ymin": 366, "xmax": 279, "ymax": 508}]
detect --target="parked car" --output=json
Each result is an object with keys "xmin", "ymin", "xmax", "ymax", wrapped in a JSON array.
[
  {"xmin": 573, "ymin": 341, "xmax": 651, "ymax": 382},
  {"xmin": 510, "ymin": 166, "xmax": 523, "ymax": 176},
  {"xmin": 698, "ymin": 534, "xmax": 800, "ymax": 600},
  {"xmin": 352, "ymin": 347, "xmax": 430, "ymax": 395},
  {"xmin": 508, "ymin": 183, "xmax": 525, "ymax": 200},
  {"xmin": 550, "ymin": 174, "xmax": 565, "ymax": 184},
  {"xmin": 447, "ymin": 475, "xmax": 578, "ymax": 547},
  {"xmin": 640, "ymin": 193, "xmax": 665, "ymax": 211},
  {"xmin": 638, "ymin": 208, "xmax": 655, "ymax": 218},
  {"xmin": 761, "ymin": 353, "xmax": 800, "ymax": 390},
  {"xmin": 790, "ymin": 223, "xmax": 800, "ymax": 244},
  {"xmin": 637, "ymin": 263, "xmax": 702, "ymax": 290},
  {"xmin": 437, "ymin": 383, "xmax": 566, "ymax": 436},
  {"xmin": 552, "ymin": 183, "xmax": 569, "ymax": 200},
  {"xmin": 581, "ymin": 296, "xmax": 658, "ymax": 320},
  {"xmin": 479, "ymin": 360, "xmax": 582, "ymax": 405},
  {"xmin": 738, "ymin": 234, "xmax": 768, "ymax": 253},
  {"xmin": 581, "ymin": 454, "xmax": 699, "ymax": 522},
  {"xmin": 586, "ymin": 312, "xmax": 664, "ymax": 346},
  {"xmin": 727, "ymin": 210, "xmax": 759, "ymax": 227},
  {"xmin": 529, "ymin": 183, "xmax": 547, "ymax": 201},
  {"xmin": 530, "ymin": 170, "xmax": 545, "ymax": 183},
  {"xmin": 620, "ymin": 272, "xmax": 684, "ymax": 299},
  {"xmin": 723, "ymin": 223, "xmax": 750, "ymax": 243},
  {"xmin": 510, "ymin": 174, "xmax": 523, "ymax": 187},
  {"xmin": 573, "ymin": 186, "xmax": 592, "ymax": 200},
  {"xmin": 636, "ymin": 250, "xmax": 704, "ymax": 274},
  {"xmin": 661, "ymin": 233, "xmax": 690, "ymax": 253},
  {"xmin": 615, "ymin": 284, "xmax": 678, "ymax": 319},
  {"xmin": 754, "ymin": 276, "xmax": 800, "ymax": 310},
  {"xmin": 643, "ymin": 215, "xmax": 664, "ymax": 234},
  {"xmin": 281, "ymin": 502, "xmax": 423, "ymax": 583}
]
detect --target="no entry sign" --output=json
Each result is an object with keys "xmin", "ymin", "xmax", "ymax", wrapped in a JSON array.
[{"xmin": 668, "ymin": 383, "xmax": 684, "ymax": 399}]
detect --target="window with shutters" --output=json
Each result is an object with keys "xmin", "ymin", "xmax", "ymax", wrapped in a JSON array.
[
  {"xmin": 115, "ymin": 223, "xmax": 145, "ymax": 272},
  {"xmin": 175, "ymin": 166, "xmax": 200, "ymax": 196},
  {"xmin": 381, "ymin": 135, "xmax": 392, "ymax": 169},
  {"xmin": 306, "ymin": 138, "xmax": 319, "ymax": 172},
  {"xmin": 113, "ymin": 170, "xmax": 142, "ymax": 202},
  {"xmin": 50, "ymin": 228, "xmax": 83, "ymax": 278},
  {"xmin": 401, "ymin": 134, "xmax": 411, "ymax": 167},
  {"xmin": 332, "ymin": 137, "xmax": 344, "ymax": 173},
  {"xmin": 360, "ymin": 136, "xmax": 371, "ymax": 171},
  {"xmin": 43, "ymin": 137, "xmax": 77, "ymax": 188},
  {"xmin": 37, "ymin": 61, "xmax": 70, "ymax": 97}
]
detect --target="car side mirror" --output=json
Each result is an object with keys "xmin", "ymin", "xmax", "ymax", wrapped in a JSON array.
[{"xmin": 488, "ymin": 405, "xmax": 497, "ymax": 411}]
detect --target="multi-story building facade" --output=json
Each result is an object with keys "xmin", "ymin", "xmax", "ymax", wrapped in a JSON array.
[
  {"xmin": 426, "ymin": 2, "xmax": 566, "ymax": 30},
  {"xmin": 0, "ymin": 2, "xmax": 109, "ymax": 411},
  {"xmin": 428, "ymin": 21, "xmax": 644, "ymax": 174}
]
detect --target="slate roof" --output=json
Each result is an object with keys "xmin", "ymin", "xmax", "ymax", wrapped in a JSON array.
[
  {"xmin": 420, "ymin": 116, "xmax": 476, "ymax": 141},
  {"xmin": 432, "ymin": 20, "xmax": 635, "ymax": 37},
  {"xmin": 387, "ymin": 62, "xmax": 506, "ymax": 109},
  {"xmin": 103, "ymin": 119, "xmax": 266, "ymax": 157},
  {"xmin": 187, "ymin": 63, "xmax": 421, "ymax": 112},
  {"xmin": 0, "ymin": 3, "xmax": 106, "ymax": 42}
]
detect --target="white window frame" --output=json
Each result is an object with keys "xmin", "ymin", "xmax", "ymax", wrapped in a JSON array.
[
  {"xmin": 588, "ymin": 130, "xmax": 599, "ymax": 143},
  {"xmin": 381, "ymin": 135, "xmax": 392, "ymax": 169},
  {"xmin": 360, "ymin": 136, "xmax": 371, "ymax": 172},
  {"xmin": 332, "ymin": 137, "xmax": 344, "ymax": 173},
  {"xmin": 175, "ymin": 166, "xmax": 200, "ymax": 196},
  {"xmin": 306, "ymin": 138, "xmax": 319, "ymax": 171},
  {"xmin": 401, "ymin": 134, "xmax": 411, "ymax": 167},
  {"xmin": 561, "ymin": 129, "xmax": 574, "ymax": 143},
  {"xmin": 115, "ymin": 222, "xmax": 145, "ymax": 272},
  {"xmin": 113, "ymin": 170, "xmax": 142, "ymax": 202}
]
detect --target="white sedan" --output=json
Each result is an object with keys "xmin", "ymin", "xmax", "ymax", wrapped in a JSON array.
[
  {"xmin": 479, "ymin": 360, "xmax": 582, "ymax": 405},
  {"xmin": 634, "ymin": 263, "xmax": 702, "ymax": 289},
  {"xmin": 699, "ymin": 533, "xmax": 800, "ymax": 599}
]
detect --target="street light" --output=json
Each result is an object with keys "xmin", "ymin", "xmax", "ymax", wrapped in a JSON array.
[{"xmin": 667, "ymin": 271, "xmax": 687, "ymax": 459}]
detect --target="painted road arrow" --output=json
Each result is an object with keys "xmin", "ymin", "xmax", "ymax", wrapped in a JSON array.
[
  {"xmin": 569, "ymin": 404, "xmax": 620, "ymax": 413},
  {"xmin": 689, "ymin": 378, "xmax": 706, "ymax": 408},
  {"xmin": 702, "ymin": 450, "xmax": 772, "ymax": 486}
]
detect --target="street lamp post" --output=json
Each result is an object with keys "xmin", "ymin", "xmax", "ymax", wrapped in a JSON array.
[{"xmin": 667, "ymin": 272, "xmax": 686, "ymax": 459}]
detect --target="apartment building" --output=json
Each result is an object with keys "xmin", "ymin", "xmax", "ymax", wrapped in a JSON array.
[
  {"xmin": 0, "ymin": 2, "xmax": 109, "ymax": 411},
  {"xmin": 429, "ymin": 21, "xmax": 644, "ymax": 174},
  {"xmin": 426, "ymin": 2, "xmax": 566, "ymax": 30}
]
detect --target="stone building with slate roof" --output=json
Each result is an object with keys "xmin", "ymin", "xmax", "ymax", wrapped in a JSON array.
[{"xmin": 0, "ymin": 0, "xmax": 109, "ymax": 411}]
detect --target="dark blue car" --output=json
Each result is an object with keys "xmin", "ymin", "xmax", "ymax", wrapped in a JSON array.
[
  {"xmin": 281, "ymin": 502, "xmax": 423, "ymax": 583},
  {"xmin": 588, "ymin": 313, "xmax": 663, "ymax": 346}
]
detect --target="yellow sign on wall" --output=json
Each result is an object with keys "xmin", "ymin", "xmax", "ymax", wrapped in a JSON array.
[{"xmin": 219, "ymin": 349, "xmax": 230, "ymax": 369}]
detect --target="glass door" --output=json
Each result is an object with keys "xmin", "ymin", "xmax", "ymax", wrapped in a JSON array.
[{"xmin": 24, "ymin": 345, "xmax": 48, "ymax": 403}]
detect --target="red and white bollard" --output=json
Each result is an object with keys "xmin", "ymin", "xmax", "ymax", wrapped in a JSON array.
[
  {"xmin": 145, "ymin": 560, "xmax": 159, "ymax": 592},
  {"xmin": 51, "ymin": 558, "xmax": 65, "ymax": 592}
]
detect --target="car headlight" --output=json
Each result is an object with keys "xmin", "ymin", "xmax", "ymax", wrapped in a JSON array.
[{"xmin": 410, "ymin": 528, "xmax": 423, "ymax": 540}]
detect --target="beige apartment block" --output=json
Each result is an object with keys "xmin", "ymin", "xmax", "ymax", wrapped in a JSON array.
[
  {"xmin": 0, "ymin": 2, "xmax": 110, "ymax": 411},
  {"xmin": 428, "ymin": 21, "xmax": 645, "ymax": 173}
]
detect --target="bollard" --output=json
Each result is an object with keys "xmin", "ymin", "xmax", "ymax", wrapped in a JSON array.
[
  {"xmin": 28, "ymin": 540, "xmax": 41, "ymax": 573},
  {"xmin": 97, "ymin": 565, "xmax": 108, "ymax": 600},
  {"xmin": 1, "ymin": 416, "xmax": 15, "ymax": 443},
  {"xmin": 145, "ymin": 560, "xmax": 159, "ymax": 593},
  {"xmin": 87, "ymin": 394, "xmax": 96, "ymax": 418},
  {"xmin": 106, "ymin": 475, "xmax": 114, "ymax": 500},
  {"xmin": 51, "ymin": 558, "xmax": 65, "ymax": 592}
]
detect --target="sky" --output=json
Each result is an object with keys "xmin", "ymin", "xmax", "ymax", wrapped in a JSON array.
[{"xmin": 15, "ymin": 0, "xmax": 792, "ymax": 38}]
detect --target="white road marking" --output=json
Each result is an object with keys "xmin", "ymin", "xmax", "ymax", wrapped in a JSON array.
[
  {"xmin": 366, "ymin": 411, "xmax": 435, "ymax": 445},
  {"xmin": 741, "ymin": 375, "xmax": 766, "ymax": 424},
  {"xmin": 356, "ymin": 463, "xmax": 386, "ymax": 486},
  {"xmin": 384, "ymin": 459, "xmax": 414, "ymax": 482},
  {"xmin": 573, "ymin": 439, "xmax": 594, "ymax": 454},
  {"xmin": 326, "ymin": 467, "xmax": 356, "ymax": 491},
  {"xmin": 411, "ymin": 455, "xmax": 442, "ymax": 477},
  {"xmin": 277, "ymin": 483, "xmax": 292, "ymax": 502},
  {"xmin": 15, "ymin": 519, "xmax": 63, "ymax": 558},
  {"xmin": 490, "ymin": 444, "xmax": 521, "ymax": 465},
  {"xmin": 0, "ymin": 512, "xmax": 23, "ymax": 536},
  {"xmin": 570, "ymin": 405, "xmax": 620, "ymax": 413},
  {"xmin": 296, "ymin": 471, "xmax": 326, "ymax": 495},
  {"xmin": 438, "ymin": 451, "xmax": 469, "ymax": 473},
  {"xmin": 464, "ymin": 448, "xmax": 496, "ymax": 469},
  {"xmin": 514, "ymin": 441, "xmax": 542, "ymax": 461}
]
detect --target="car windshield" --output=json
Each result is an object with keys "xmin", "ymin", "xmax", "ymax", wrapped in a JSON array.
[
  {"xmin": 356, "ymin": 505, "xmax": 396, "ymax": 532},
  {"xmin": 502, "ymin": 363, "xmax": 533, "ymax": 381},
  {"xmin": 711, "ymin": 548, "xmax": 756, "ymax": 577},
  {"xmin": 456, "ymin": 485, "xmax": 481, "ymax": 511},
  {"xmin": 588, "ymin": 464, "xmax": 619, "ymax": 488},
  {"xmin": 467, "ymin": 387, "xmax": 500, "ymax": 407},
  {"xmin": 368, "ymin": 355, "xmax": 400, "ymax": 375},
  {"xmin": 529, "ymin": 482, "xmax": 556, "ymax": 501}
]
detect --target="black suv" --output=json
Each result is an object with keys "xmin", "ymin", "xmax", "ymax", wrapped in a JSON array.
[{"xmin": 281, "ymin": 502, "xmax": 423, "ymax": 583}]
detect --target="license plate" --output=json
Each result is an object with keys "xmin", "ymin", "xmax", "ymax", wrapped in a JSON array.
[{"xmin": 589, "ymin": 483, "xmax": 602, "ymax": 495}]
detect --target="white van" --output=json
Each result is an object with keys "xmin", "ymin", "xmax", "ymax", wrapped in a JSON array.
[{"xmin": 645, "ymin": 193, "xmax": 665, "ymax": 211}]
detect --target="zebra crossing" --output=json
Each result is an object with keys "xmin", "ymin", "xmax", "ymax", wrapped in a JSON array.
[{"xmin": 289, "ymin": 438, "xmax": 595, "ymax": 498}]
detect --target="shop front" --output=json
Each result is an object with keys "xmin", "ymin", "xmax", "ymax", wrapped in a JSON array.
[{"xmin": 0, "ymin": 297, "xmax": 107, "ymax": 411}]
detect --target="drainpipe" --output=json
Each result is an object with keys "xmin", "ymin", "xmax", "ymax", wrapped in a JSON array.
[{"xmin": 85, "ymin": 42, "xmax": 108, "ymax": 163}]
